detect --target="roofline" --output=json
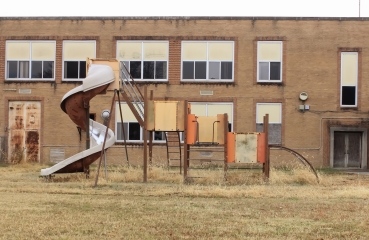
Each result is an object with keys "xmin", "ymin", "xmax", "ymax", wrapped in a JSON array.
[{"xmin": 0, "ymin": 16, "xmax": 369, "ymax": 21}]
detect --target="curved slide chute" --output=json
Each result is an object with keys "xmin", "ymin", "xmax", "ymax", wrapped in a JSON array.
[{"xmin": 41, "ymin": 65, "xmax": 116, "ymax": 176}]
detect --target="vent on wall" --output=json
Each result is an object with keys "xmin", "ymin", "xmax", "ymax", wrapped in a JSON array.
[
  {"xmin": 50, "ymin": 148, "xmax": 65, "ymax": 163},
  {"xmin": 200, "ymin": 90, "xmax": 213, "ymax": 96}
]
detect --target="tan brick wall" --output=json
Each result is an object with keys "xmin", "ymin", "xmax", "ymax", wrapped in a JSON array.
[{"xmin": 1, "ymin": 17, "xmax": 369, "ymax": 168}]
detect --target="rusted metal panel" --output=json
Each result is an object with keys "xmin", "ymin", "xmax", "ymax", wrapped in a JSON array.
[
  {"xmin": 9, "ymin": 130, "xmax": 25, "ymax": 163},
  {"xmin": 25, "ymin": 131, "xmax": 39, "ymax": 162},
  {"xmin": 235, "ymin": 133, "xmax": 258, "ymax": 163},
  {"xmin": 8, "ymin": 101, "xmax": 41, "ymax": 163},
  {"xmin": 9, "ymin": 102, "xmax": 25, "ymax": 129},
  {"xmin": 25, "ymin": 102, "xmax": 41, "ymax": 130}
]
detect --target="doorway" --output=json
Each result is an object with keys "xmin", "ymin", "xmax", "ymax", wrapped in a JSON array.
[
  {"xmin": 330, "ymin": 128, "xmax": 367, "ymax": 169},
  {"xmin": 8, "ymin": 101, "xmax": 41, "ymax": 163}
]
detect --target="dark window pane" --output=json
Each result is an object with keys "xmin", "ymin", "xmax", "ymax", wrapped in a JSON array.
[
  {"xmin": 130, "ymin": 61, "xmax": 141, "ymax": 79},
  {"xmin": 7, "ymin": 61, "xmax": 18, "ymax": 78},
  {"xmin": 209, "ymin": 62, "xmax": 220, "ymax": 79},
  {"xmin": 79, "ymin": 61, "xmax": 86, "ymax": 78},
  {"xmin": 121, "ymin": 61, "xmax": 130, "ymax": 79},
  {"xmin": 221, "ymin": 62, "xmax": 233, "ymax": 79},
  {"xmin": 19, "ymin": 61, "xmax": 30, "ymax": 78},
  {"xmin": 64, "ymin": 61, "xmax": 79, "ymax": 79},
  {"xmin": 256, "ymin": 123, "xmax": 281, "ymax": 144},
  {"xmin": 259, "ymin": 62, "xmax": 269, "ymax": 80},
  {"xmin": 117, "ymin": 122, "xmax": 129, "ymax": 140},
  {"xmin": 195, "ymin": 61, "xmax": 206, "ymax": 79},
  {"xmin": 155, "ymin": 61, "xmax": 167, "ymax": 79},
  {"xmin": 143, "ymin": 61, "xmax": 155, "ymax": 79},
  {"xmin": 129, "ymin": 122, "xmax": 141, "ymax": 140},
  {"xmin": 154, "ymin": 131, "xmax": 164, "ymax": 140},
  {"xmin": 270, "ymin": 62, "xmax": 281, "ymax": 80},
  {"xmin": 31, "ymin": 61, "xmax": 42, "ymax": 78},
  {"xmin": 183, "ymin": 61, "xmax": 194, "ymax": 79},
  {"xmin": 342, "ymin": 86, "xmax": 356, "ymax": 106},
  {"xmin": 43, "ymin": 61, "xmax": 54, "ymax": 78}
]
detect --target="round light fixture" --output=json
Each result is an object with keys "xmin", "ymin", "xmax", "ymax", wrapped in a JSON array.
[
  {"xmin": 299, "ymin": 92, "xmax": 308, "ymax": 101},
  {"xmin": 101, "ymin": 110, "xmax": 110, "ymax": 120}
]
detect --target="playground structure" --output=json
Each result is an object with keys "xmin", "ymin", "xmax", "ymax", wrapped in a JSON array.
[{"xmin": 40, "ymin": 58, "xmax": 319, "ymax": 184}]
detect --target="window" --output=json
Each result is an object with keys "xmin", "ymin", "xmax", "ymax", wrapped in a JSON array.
[
  {"xmin": 257, "ymin": 41, "xmax": 282, "ymax": 82},
  {"xmin": 116, "ymin": 41, "xmax": 168, "ymax": 81},
  {"xmin": 256, "ymin": 103, "xmax": 282, "ymax": 144},
  {"xmin": 182, "ymin": 41, "xmax": 234, "ymax": 81},
  {"xmin": 63, "ymin": 41, "xmax": 96, "ymax": 80},
  {"xmin": 340, "ymin": 52, "xmax": 358, "ymax": 107},
  {"xmin": 115, "ymin": 102, "xmax": 165, "ymax": 143},
  {"xmin": 6, "ymin": 41, "xmax": 55, "ymax": 80},
  {"xmin": 190, "ymin": 102, "xmax": 233, "ymax": 132}
]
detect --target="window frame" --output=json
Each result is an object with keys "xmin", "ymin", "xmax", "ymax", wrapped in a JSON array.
[
  {"xmin": 181, "ymin": 41, "xmax": 234, "ymax": 82},
  {"xmin": 116, "ymin": 40, "xmax": 169, "ymax": 82},
  {"xmin": 62, "ymin": 40, "xmax": 96, "ymax": 81},
  {"xmin": 257, "ymin": 41, "xmax": 283, "ymax": 83},
  {"xmin": 256, "ymin": 103, "xmax": 282, "ymax": 144},
  {"xmin": 340, "ymin": 52, "xmax": 358, "ymax": 108},
  {"xmin": 115, "ymin": 102, "xmax": 166, "ymax": 143},
  {"xmin": 5, "ymin": 40, "xmax": 56, "ymax": 81}
]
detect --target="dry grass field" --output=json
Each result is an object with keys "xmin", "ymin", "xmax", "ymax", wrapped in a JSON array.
[{"xmin": 0, "ymin": 162, "xmax": 369, "ymax": 239}]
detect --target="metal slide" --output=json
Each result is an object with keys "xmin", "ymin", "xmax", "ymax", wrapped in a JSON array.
[{"xmin": 40, "ymin": 65, "xmax": 116, "ymax": 176}]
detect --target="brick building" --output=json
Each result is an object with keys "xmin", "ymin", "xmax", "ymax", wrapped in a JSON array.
[{"xmin": 0, "ymin": 16, "xmax": 368, "ymax": 169}]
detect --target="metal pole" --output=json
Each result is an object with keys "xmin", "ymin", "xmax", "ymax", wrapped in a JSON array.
[
  {"xmin": 143, "ymin": 86, "xmax": 148, "ymax": 183},
  {"xmin": 183, "ymin": 101, "xmax": 188, "ymax": 180},
  {"xmin": 94, "ymin": 90, "xmax": 116, "ymax": 187},
  {"xmin": 263, "ymin": 114, "xmax": 270, "ymax": 179},
  {"xmin": 117, "ymin": 90, "xmax": 130, "ymax": 166},
  {"xmin": 223, "ymin": 113, "xmax": 228, "ymax": 181},
  {"xmin": 103, "ymin": 149, "xmax": 108, "ymax": 179},
  {"xmin": 149, "ymin": 90, "xmax": 153, "ymax": 166}
]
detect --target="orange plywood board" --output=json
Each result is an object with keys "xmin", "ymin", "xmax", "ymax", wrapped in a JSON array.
[
  {"xmin": 187, "ymin": 114, "xmax": 197, "ymax": 144},
  {"xmin": 154, "ymin": 101, "xmax": 177, "ymax": 131},
  {"xmin": 257, "ymin": 132, "xmax": 266, "ymax": 163},
  {"xmin": 227, "ymin": 132, "xmax": 235, "ymax": 163},
  {"xmin": 197, "ymin": 116, "xmax": 218, "ymax": 143}
]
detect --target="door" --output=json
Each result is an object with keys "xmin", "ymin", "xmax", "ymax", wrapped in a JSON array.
[
  {"xmin": 333, "ymin": 132, "xmax": 361, "ymax": 168},
  {"xmin": 8, "ymin": 101, "xmax": 41, "ymax": 163}
]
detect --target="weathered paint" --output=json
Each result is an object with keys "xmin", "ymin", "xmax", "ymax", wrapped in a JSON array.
[
  {"xmin": 155, "ymin": 101, "xmax": 178, "ymax": 131},
  {"xmin": 227, "ymin": 132, "xmax": 235, "ymax": 163},
  {"xmin": 235, "ymin": 133, "xmax": 258, "ymax": 163},
  {"xmin": 257, "ymin": 133, "xmax": 266, "ymax": 163},
  {"xmin": 8, "ymin": 101, "xmax": 41, "ymax": 163},
  {"xmin": 186, "ymin": 114, "xmax": 197, "ymax": 144}
]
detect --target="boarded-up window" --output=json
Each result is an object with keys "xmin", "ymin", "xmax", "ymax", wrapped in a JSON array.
[
  {"xmin": 117, "ymin": 41, "xmax": 168, "ymax": 80},
  {"xmin": 6, "ymin": 41, "xmax": 55, "ymax": 80},
  {"xmin": 256, "ymin": 103, "xmax": 282, "ymax": 144},
  {"xmin": 341, "ymin": 52, "xmax": 358, "ymax": 107},
  {"xmin": 63, "ymin": 41, "xmax": 96, "ymax": 80},
  {"xmin": 182, "ymin": 41, "xmax": 234, "ymax": 81},
  {"xmin": 257, "ymin": 41, "xmax": 282, "ymax": 82}
]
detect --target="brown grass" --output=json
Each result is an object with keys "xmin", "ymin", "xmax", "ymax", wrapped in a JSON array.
[{"xmin": 0, "ymin": 162, "xmax": 369, "ymax": 239}]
